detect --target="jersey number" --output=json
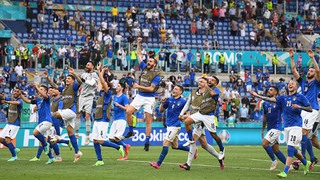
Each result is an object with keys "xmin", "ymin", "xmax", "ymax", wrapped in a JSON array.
[
  {"xmin": 290, "ymin": 135, "xmax": 296, "ymax": 142},
  {"xmin": 304, "ymin": 119, "xmax": 308, "ymax": 125},
  {"xmin": 268, "ymin": 108, "xmax": 271, "ymax": 114},
  {"xmin": 269, "ymin": 132, "xmax": 274, "ymax": 137},
  {"xmin": 286, "ymin": 101, "xmax": 292, "ymax": 107}
]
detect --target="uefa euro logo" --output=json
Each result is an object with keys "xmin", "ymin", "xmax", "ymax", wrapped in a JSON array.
[{"xmin": 218, "ymin": 129, "xmax": 230, "ymax": 144}]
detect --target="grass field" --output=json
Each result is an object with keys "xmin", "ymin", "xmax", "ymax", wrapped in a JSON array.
[{"xmin": 0, "ymin": 146, "xmax": 319, "ymax": 180}]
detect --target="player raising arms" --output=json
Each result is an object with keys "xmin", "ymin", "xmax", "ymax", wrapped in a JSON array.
[
  {"xmin": 92, "ymin": 63, "xmax": 125, "ymax": 166},
  {"xmin": 261, "ymin": 86, "xmax": 288, "ymax": 170},
  {"xmin": 149, "ymin": 85, "xmax": 194, "ymax": 169},
  {"xmin": 250, "ymin": 80, "xmax": 312, "ymax": 178},
  {"xmin": 124, "ymin": 37, "xmax": 162, "ymax": 151},
  {"xmin": 20, "ymin": 83, "xmax": 56, "ymax": 164},
  {"xmin": 0, "ymin": 87, "xmax": 22, "ymax": 161},
  {"xmin": 46, "ymin": 70, "xmax": 82, "ymax": 163},
  {"xmin": 178, "ymin": 77, "xmax": 224, "ymax": 170},
  {"xmin": 290, "ymin": 49, "xmax": 319, "ymax": 170}
]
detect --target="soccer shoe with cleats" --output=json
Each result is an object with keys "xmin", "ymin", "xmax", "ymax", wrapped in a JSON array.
[
  {"xmin": 309, "ymin": 157, "xmax": 318, "ymax": 171},
  {"xmin": 149, "ymin": 162, "xmax": 160, "ymax": 169},
  {"xmin": 183, "ymin": 140, "xmax": 195, "ymax": 147},
  {"xmin": 43, "ymin": 143, "xmax": 50, "ymax": 155},
  {"xmin": 68, "ymin": 140, "xmax": 73, "ymax": 151},
  {"xmin": 123, "ymin": 132, "xmax": 136, "ymax": 139},
  {"xmin": 270, "ymin": 160, "xmax": 279, "ymax": 171},
  {"xmin": 74, "ymin": 151, "xmax": 83, "ymax": 163},
  {"xmin": 219, "ymin": 158, "xmax": 225, "ymax": 170},
  {"xmin": 144, "ymin": 143, "xmax": 150, "ymax": 151},
  {"xmin": 218, "ymin": 148, "xmax": 225, "ymax": 160},
  {"xmin": 29, "ymin": 157, "xmax": 40, "ymax": 162},
  {"xmin": 277, "ymin": 171, "xmax": 287, "ymax": 178},
  {"xmin": 292, "ymin": 160, "xmax": 301, "ymax": 170},
  {"xmin": 93, "ymin": 160, "xmax": 104, "ymax": 166},
  {"xmin": 45, "ymin": 158, "xmax": 56, "ymax": 164},
  {"xmin": 304, "ymin": 161, "xmax": 311, "ymax": 175},
  {"xmin": 193, "ymin": 147, "xmax": 198, "ymax": 160},
  {"xmin": 118, "ymin": 145, "xmax": 125, "ymax": 157},
  {"xmin": 179, "ymin": 163, "xmax": 190, "ymax": 170},
  {"xmin": 125, "ymin": 144, "xmax": 131, "ymax": 157},
  {"xmin": 7, "ymin": 156, "xmax": 18, "ymax": 162},
  {"xmin": 55, "ymin": 156, "xmax": 62, "ymax": 162}
]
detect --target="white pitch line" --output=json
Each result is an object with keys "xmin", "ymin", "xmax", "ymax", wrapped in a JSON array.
[
  {"xmin": 125, "ymin": 159, "xmax": 320, "ymax": 174},
  {"xmin": 250, "ymin": 158, "xmax": 320, "ymax": 167}
]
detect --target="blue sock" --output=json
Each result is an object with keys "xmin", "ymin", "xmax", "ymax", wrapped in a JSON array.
[
  {"xmin": 6, "ymin": 142, "xmax": 16, "ymax": 157},
  {"xmin": 116, "ymin": 140, "xmax": 126, "ymax": 149},
  {"xmin": 157, "ymin": 146, "xmax": 169, "ymax": 166},
  {"xmin": 94, "ymin": 142, "xmax": 102, "ymax": 161},
  {"xmin": 51, "ymin": 143, "xmax": 60, "ymax": 156},
  {"xmin": 69, "ymin": 135, "xmax": 79, "ymax": 154},
  {"xmin": 283, "ymin": 165, "xmax": 290, "ymax": 174},
  {"xmin": 47, "ymin": 149, "xmax": 54, "ymax": 159},
  {"xmin": 178, "ymin": 144, "xmax": 190, "ymax": 151},
  {"xmin": 301, "ymin": 158, "xmax": 307, "ymax": 166},
  {"xmin": 217, "ymin": 141, "xmax": 224, "ymax": 152},
  {"xmin": 306, "ymin": 138, "xmax": 315, "ymax": 161},
  {"xmin": 275, "ymin": 151, "xmax": 287, "ymax": 164},
  {"xmin": 101, "ymin": 140, "xmax": 119, "ymax": 149},
  {"xmin": 1, "ymin": 140, "xmax": 8, "ymax": 146},
  {"xmin": 146, "ymin": 136, "xmax": 150, "ymax": 144},
  {"xmin": 57, "ymin": 139, "xmax": 69, "ymax": 145},
  {"xmin": 187, "ymin": 130, "xmax": 193, "ymax": 141},
  {"xmin": 301, "ymin": 135, "xmax": 308, "ymax": 159},
  {"xmin": 129, "ymin": 126, "xmax": 133, "ymax": 133},
  {"xmin": 36, "ymin": 146, "xmax": 43, "ymax": 158},
  {"xmin": 264, "ymin": 146, "xmax": 276, "ymax": 161},
  {"xmin": 35, "ymin": 133, "xmax": 47, "ymax": 146}
]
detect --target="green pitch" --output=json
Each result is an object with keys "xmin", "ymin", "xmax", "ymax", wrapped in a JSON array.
[{"xmin": 0, "ymin": 146, "xmax": 319, "ymax": 180}]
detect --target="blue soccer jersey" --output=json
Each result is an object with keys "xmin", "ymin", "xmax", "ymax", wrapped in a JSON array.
[
  {"xmin": 113, "ymin": 93, "xmax": 129, "ymax": 121},
  {"xmin": 6, "ymin": 97, "xmax": 23, "ymax": 126},
  {"xmin": 138, "ymin": 61, "xmax": 161, "ymax": 97},
  {"xmin": 31, "ymin": 97, "xmax": 52, "ymax": 124},
  {"xmin": 298, "ymin": 78, "xmax": 320, "ymax": 110},
  {"xmin": 276, "ymin": 93, "xmax": 310, "ymax": 128},
  {"xmin": 262, "ymin": 101, "xmax": 282, "ymax": 131},
  {"xmin": 163, "ymin": 97, "xmax": 187, "ymax": 127}
]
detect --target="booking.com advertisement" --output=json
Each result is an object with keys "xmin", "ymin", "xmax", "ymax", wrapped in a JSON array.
[{"xmin": 2, "ymin": 126, "xmax": 318, "ymax": 148}]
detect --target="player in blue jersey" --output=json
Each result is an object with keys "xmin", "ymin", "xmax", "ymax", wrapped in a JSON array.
[
  {"xmin": 149, "ymin": 85, "xmax": 196, "ymax": 169},
  {"xmin": 124, "ymin": 38, "xmax": 162, "ymax": 151},
  {"xmin": 109, "ymin": 76, "xmax": 130, "ymax": 160},
  {"xmin": 261, "ymin": 86, "xmax": 288, "ymax": 170},
  {"xmin": 0, "ymin": 87, "xmax": 22, "ymax": 161},
  {"xmin": 46, "ymin": 70, "xmax": 82, "ymax": 163},
  {"xmin": 92, "ymin": 64, "xmax": 125, "ymax": 166},
  {"xmin": 20, "ymin": 83, "xmax": 56, "ymax": 164},
  {"xmin": 250, "ymin": 80, "xmax": 312, "ymax": 178},
  {"xmin": 290, "ymin": 49, "xmax": 319, "ymax": 170}
]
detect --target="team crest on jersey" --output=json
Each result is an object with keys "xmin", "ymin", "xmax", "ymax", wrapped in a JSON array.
[
  {"xmin": 293, "ymin": 96, "xmax": 296, "ymax": 101},
  {"xmin": 218, "ymin": 129, "xmax": 230, "ymax": 143},
  {"xmin": 304, "ymin": 86, "xmax": 308, "ymax": 92},
  {"xmin": 177, "ymin": 102, "xmax": 180, "ymax": 106},
  {"xmin": 273, "ymin": 104, "xmax": 276, "ymax": 108}
]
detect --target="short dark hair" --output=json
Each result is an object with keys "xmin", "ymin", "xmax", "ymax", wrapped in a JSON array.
[
  {"xmin": 212, "ymin": 75, "xmax": 219, "ymax": 85},
  {"xmin": 270, "ymin": 86, "xmax": 279, "ymax": 94},
  {"xmin": 200, "ymin": 77, "xmax": 208, "ymax": 83},
  {"xmin": 87, "ymin": 61, "xmax": 94, "ymax": 66},
  {"xmin": 40, "ymin": 85, "xmax": 48, "ymax": 92},
  {"xmin": 67, "ymin": 74, "xmax": 75, "ymax": 80},
  {"xmin": 176, "ymin": 85, "xmax": 184, "ymax": 93}
]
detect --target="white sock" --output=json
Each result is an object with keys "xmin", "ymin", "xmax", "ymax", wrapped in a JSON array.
[
  {"xmin": 85, "ymin": 117, "xmax": 91, "ymax": 136},
  {"xmin": 187, "ymin": 143, "xmax": 196, "ymax": 166},
  {"xmin": 204, "ymin": 144, "xmax": 219, "ymax": 159}
]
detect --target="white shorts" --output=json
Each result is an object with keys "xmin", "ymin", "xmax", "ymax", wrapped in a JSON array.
[
  {"xmin": 92, "ymin": 121, "xmax": 109, "ymax": 141},
  {"xmin": 59, "ymin": 109, "xmax": 76, "ymax": 128},
  {"xmin": 193, "ymin": 123, "xmax": 206, "ymax": 137},
  {"xmin": 264, "ymin": 129, "xmax": 281, "ymax": 146},
  {"xmin": 0, "ymin": 124, "xmax": 20, "ymax": 139},
  {"xmin": 246, "ymin": 85, "xmax": 252, "ymax": 92},
  {"xmin": 78, "ymin": 95, "xmax": 94, "ymax": 114},
  {"xmin": 109, "ymin": 120, "xmax": 126, "ymax": 140},
  {"xmin": 130, "ymin": 94, "xmax": 155, "ymax": 114},
  {"xmin": 164, "ymin": 126, "xmax": 181, "ymax": 142},
  {"xmin": 35, "ymin": 121, "xmax": 52, "ymax": 135},
  {"xmin": 44, "ymin": 126, "xmax": 57, "ymax": 138},
  {"xmin": 189, "ymin": 112, "xmax": 216, "ymax": 133},
  {"xmin": 301, "ymin": 109, "xmax": 318, "ymax": 130},
  {"xmin": 284, "ymin": 126, "xmax": 302, "ymax": 147}
]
